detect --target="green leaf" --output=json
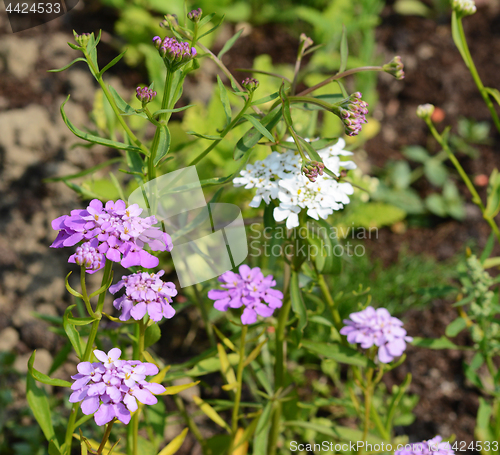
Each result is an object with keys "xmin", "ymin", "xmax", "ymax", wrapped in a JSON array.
[
  {"xmin": 192, "ymin": 395, "xmax": 231, "ymax": 432},
  {"xmin": 157, "ymin": 428, "xmax": 188, "ymax": 455},
  {"xmin": 26, "ymin": 369, "xmax": 58, "ymax": 445},
  {"xmin": 480, "ymin": 232, "xmax": 496, "ymax": 264},
  {"xmin": 281, "ymin": 137, "xmax": 338, "ymax": 152},
  {"xmin": 251, "ymin": 92, "xmax": 279, "ymax": 106},
  {"xmin": 66, "ymin": 315, "xmax": 96, "ymax": 326},
  {"xmin": 290, "ymin": 271, "xmax": 307, "ymax": 345},
  {"xmin": 63, "ymin": 305, "xmax": 84, "ymax": 359},
  {"xmin": 336, "ymin": 79, "xmax": 349, "ymax": 98},
  {"xmin": 126, "ymin": 149, "xmax": 145, "ymax": 184},
  {"xmin": 161, "ymin": 382, "xmax": 200, "ymax": 396},
  {"xmin": 485, "ymin": 171, "xmax": 500, "ymax": 219},
  {"xmin": 425, "ymin": 194, "xmax": 447, "ymax": 217},
  {"xmin": 152, "ymin": 105, "xmax": 195, "ymax": 116},
  {"xmin": 284, "ymin": 421, "xmax": 384, "ymax": 444},
  {"xmin": 187, "ymin": 354, "xmax": 239, "ymax": 377},
  {"xmin": 445, "ymin": 317, "xmax": 467, "ymax": 337},
  {"xmin": 44, "ymin": 158, "xmax": 122, "ymax": 182},
  {"xmin": 154, "ymin": 125, "xmax": 171, "ymax": 166},
  {"xmin": 108, "ymin": 85, "xmax": 144, "ymax": 118},
  {"xmin": 252, "ymin": 403, "xmax": 272, "ymax": 455},
  {"xmin": 28, "ymin": 351, "xmax": 72, "ymax": 387},
  {"xmin": 198, "ymin": 14, "xmax": 225, "ymax": 40},
  {"xmin": 233, "ymin": 107, "xmax": 282, "ymax": 160},
  {"xmin": 144, "ymin": 323, "xmax": 161, "ymax": 349},
  {"xmin": 198, "ymin": 12, "xmax": 216, "ymax": 28},
  {"xmin": 424, "ymin": 160, "xmax": 448, "ymax": 187},
  {"xmin": 217, "ymin": 75, "xmax": 232, "ymax": 127},
  {"xmin": 65, "ymin": 272, "xmax": 82, "ymax": 298},
  {"xmin": 279, "ymin": 82, "xmax": 293, "ymax": 127},
  {"xmin": 402, "ymin": 145, "xmax": 430, "ymax": 163},
  {"xmin": 48, "ymin": 58, "xmax": 87, "ymax": 73},
  {"xmin": 301, "ymin": 339, "xmax": 376, "ymax": 367},
  {"xmin": 393, "ymin": 0, "xmax": 431, "ymax": 16},
  {"xmin": 339, "ymin": 24, "xmax": 348, "ymax": 73},
  {"xmin": 218, "ymin": 28, "xmax": 244, "ymax": 59},
  {"xmin": 411, "ymin": 336, "xmax": 461, "ymax": 349},
  {"xmin": 48, "ymin": 440, "xmax": 62, "ymax": 455},
  {"xmin": 485, "ymin": 87, "xmax": 500, "ymax": 107},
  {"xmin": 60, "ymin": 96, "xmax": 145, "ymax": 154},
  {"xmin": 186, "ymin": 131, "xmax": 221, "ymax": 140},
  {"xmin": 242, "ymin": 114, "xmax": 274, "ymax": 141},
  {"xmin": 451, "ymin": 12, "xmax": 469, "ymax": 66},
  {"xmin": 98, "ymin": 49, "xmax": 127, "ymax": 78}
]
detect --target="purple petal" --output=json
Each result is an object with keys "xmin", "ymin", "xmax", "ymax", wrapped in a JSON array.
[
  {"xmin": 81, "ymin": 396, "xmax": 100, "ymax": 415},
  {"xmin": 94, "ymin": 403, "xmax": 115, "ymax": 426},
  {"xmin": 241, "ymin": 307, "xmax": 257, "ymax": 325}
]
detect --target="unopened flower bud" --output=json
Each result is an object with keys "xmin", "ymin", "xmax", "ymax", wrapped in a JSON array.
[
  {"xmin": 136, "ymin": 86, "xmax": 157, "ymax": 105},
  {"xmin": 74, "ymin": 242, "xmax": 103, "ymax": 271},
  {"xmin": 331, "ymin": 92, "xmax": 369, "ymax": 137},
  {"xmin": 241, "ymin": 77, "xmax": 259, "ymax": 92},
  {"xmin": 152, "ymin": 36, "xmax": 162, "ymax": 49},
  {"xmin": 299, "ymin": 33, "xmax": 314, "ymax": 52},
  {"xmin": 416, "ymin": 103, "xmax": 435, "ymax": 120},
  {"xmin": 74, "ymin": 31, "xmax": 91, "ymax": 48},
  {"xmin": 153, "ymin": 35, "xmax": 197, "ymax": 71},
  {"xmin": 452, "ymin": 0, "xmax": 476, "ymax": 16},
  {"xmin": 382, "ymin": 56, "xmax": 405, "ymax": 80},
  {"xmin": 188, "ymin": 8, "xmax": 202, "ymax": 22},
  {"xmin": 301, "ymin": 160, "xmax": 324, "ymax": 182}
]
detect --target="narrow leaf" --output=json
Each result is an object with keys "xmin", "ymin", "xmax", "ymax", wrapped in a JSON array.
[
  {"xmin": 98, "ymin": 49, "xmax": 127, "ymax": 78},
  {"xmin": 290, "ymin": 271, "xmax": 307, "ymax": 344},
  {"xmin": 63, "ymin": 305, "xmax": 84, "ymax": 359},
  {"xmin": 451, "ymin": 12, "xmax": 469, "ymax": 66},
  {"xmin": 339, "ymin": 24, "xmax": 348, "ymax": 73},
  {"xmin": 157, "ymin": 428, "xmax": 189, "ymax": 455},
  {"xmin": 217, "ymin": 75, "xmax": 232, "ymax": 127},
  {"xmin": 301, "ymin": 339, "xmax": 376, "ymax": 367},
  {"xmin": 213, "ymin": 325, "xmax": 236, "ymax": 351},
  {"xmin": 144, "ymin": 323, "xmax": 161, "ymax": 349},
  {"xmin": 48, "ymin": 58, "xmax": 87, "ymax": 73},
  {"xmin": 485, "ymin": 87, "xmax": 500, "ymax": 107},
  {"xmin": 28, "ymin": 351, "xmax": 72, "ymax": 387},
  {"xmin": 160, "ymin": 381, "xmax": 200, "ymax": 396},
  {"xmin": 218, "ymin": 28, "xmax": 244, "ymax": 59},
  {"xmin": 44, "ymin": 158, "xmax": 122, "ymax": 182},
  {"xmin": 218, "ymin": 344, "xmax": 237, "ymax": 385},
  {"xmin": 154, "ymin": 126, "xmax": 171, "ymax": 166},
  {"xmin": 152, "ymin": 105, "xmax": 195, "ymax": 116},
  {"xmin": 26, "ymin": 371, "xmax": 57, "ymax": 444},
  {"xmin": 244, "ymin": 339, "xmax": 268, "ymax": 367},
  {"xmin": 242, "ymin": 114, "xmax": 274, "ymax": 141},
  {"xmin": 198, "ymin": 14, "xmax": 225, "ymax": 40},
  {"xmin": 186, "ymin": 131, "xmax": 221, "ymax": 140},
  {"xmin": 192, "ymin": 396, "xmax": 231, "ymax": 432}
]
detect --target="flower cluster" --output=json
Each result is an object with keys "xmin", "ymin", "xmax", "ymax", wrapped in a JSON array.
[
  {"xmin": 208, "ymin": 265, "xmax": 283, "ymax": 325},
  {"xmin": 340, "ymin": 306, "xmax": 413, "ymax": 363},
  {"xmin": 74, "ymin": 31, "xmax": 91, "ymax": 48},
  {"xmin": 69, "ymin": 238, "xmax": 104, "ymax": 272},
  {"xmin": 187, "ymin": 7, "xmax": 202, "ymax": 22},
  {"xmin": 233, "ymin": 138, "xmax": 356, "ymax": 229},
  {"xmin": 383, "ymin": 56, "xmax": 405, "ymax": 80},
  {"xmin": 136, "ymin": 86, "xmax": 157, "ymax": 105},
  {"xmin": 110, "ymin": 271, "xmax": 177, "ymax": 322},
  {"xmin": 331, "ymin": 92, "xmax": 369, "ymax": 136},
  {"xmin": 301, "ymin": 160, "xmax": 325, "ymax": 182},
  {"xmin": 51, "ymin": 199, "xmax": 173, "ymax": 270},
  {"xmin": 153, "ymin": 36, "xmax": 197, "ymax": 70},
  {"xmin": 241, "ymin": 77, "xmax": 259, "ymax": 93},
  {"xmin": 395, "ymin": 436, "xmax": 455, "ymax": 455},
  {"xmin": 69, "ymin": 349, "xmax": 165, "ymax": 426},
  {"xmin": 416, "ymin": 103, "xmax": 435, "ymax": 120},
  {"xmin": 452, "ymin": 0, "xmax": 476, "ymax": 16}
]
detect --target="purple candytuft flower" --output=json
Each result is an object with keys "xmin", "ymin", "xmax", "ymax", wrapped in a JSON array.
[
  {"xmin": 340, "ymin": 306, "xmax": 412, "ymax": 363},
  {"xmin": 188, "ymin": 8, "xmax": 202, "ymax": 22},
  {"xmin": 69, "ymin": 239, "xmax": 104, "ymax": 273},
  {"xmin": 332, "ymin": 92, "xmax": 369, "ymax": 137},
  {"xmin": 208, "ymin": 265, "xmax": 283, "ymax": 325},
  {"xmin": 69, "ymin": 348, "xmax": 165, "ymax": 426},
  {"xmin": 136, "ymin": 86, "xmax": 157, "ymax": 105},
  {"xmin": 383, "ymin": 56, "xmax": 405, "ymax": 80},
  {"xmin": 301, "ymin": 160, "xmax": 325, "ymax": 182},
  {"xmin": 241, "ymin": 77, "xmax": 259, "ymax": 93},
  {"xmin": 153, "ymin": 36, "xmax": 197, "ymax": 70},
  {"xmin": 394, "ymin": 436, "xmax": 454, "ymax": 455},
  {"xmin": 51, "ymin": 199, "xmax": 173, "ymax": 270},
  {"xmin": 110, "ymin": 271, "xmax": 177, "ymax": 322}
]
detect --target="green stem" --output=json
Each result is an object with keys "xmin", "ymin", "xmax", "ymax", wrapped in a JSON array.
[
  {"xmin": 84, "ymin": 53, "xmax": 149, "ymax": 156},
  {"xmin": 360, "ymin": 368, "xmax": 374, "ymax": 455},
  {"xmin": 229, "ymin": 325, "xmax": 248, "ymax": 453},
  {"xmin": 297, "ymin": 66, "xmax": 383, "ymax": 97},
  {"xmin": 148, "ymin": 69, "xmax": 175, "ymax": 181},
  {"xmin": 65, "ymin": 260, "xmax": 113, "ymax": 455},
  {"xmin": 426, "ymin": 119, "xmax": 500, "ymax": 244},
  {"xmin": 192, "ymin": 283, "xmax": 216, "ymax": 347},
  {"xmin": 456, "ymin": 16, "xmax": 500, "ymax": 134},
  {"xmin": 188, "ymin": 94, "xmax": 253, "ymax": 166},
  {"xmin": 97, "ymin": 419, "xmax": 116, "ymax": 455},
  {"xmin": 130, "ymin": 320, "xmax": 147, "ymax": 455},
  {"xmin": 80, "ymin": 266, "xmax": 97, "ymax": 319},
  {"xmin": 317, "ymin": 274, "xmax": 341, "ymax": 328}
]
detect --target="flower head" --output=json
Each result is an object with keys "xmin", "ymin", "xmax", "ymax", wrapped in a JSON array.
[
  {"xmin": 340, "ymin": 306, "xmax": 413, "ymax": 363},
  {"xmin": 51, "ymin": 199, "xmax": 173, "ymax": 271},
  {"xmin": 153, "ymin": 36, "xmax": 197, "ymax": 71},
  {"xmin": 301, "ymin": 160, "xmax": 325, "ymax": 182},
  {"xmin": 383, "ymin": 56, "xmax": 405, "ymax": 80},
  {"xmin": 241, "ymin": 77, "xmax": 259, "ymax": 93},
  {"xmin": 188, "ymin": 8, "xmax": 202, "ymax": 22},
  {"xmin": 394, "ymin": 436, "xmax": 454, "ymax": 455},
  {"xmin": 70, "ymin": 348, "xmax": 165, "ymax": 426},
  {"xmin": 69, "ymin": 239, "xmax": 104, "ymax": 272},
  {"xmin": 110, "ymin": 271, "xmax": 177, "ymax": 322},
  {"xmin": 332, "ymin": 92, "xmax": 369, "ymax": 137},
  {"xmin": 208, "ymin": 265, "xmax": 283, "ymax": 325},
  {"xmin": 136, "ymin": 86, "xmax": 157, "ymax": 105},
  {"xmin": 452, "ymin": 0, "xmax": 476, "ymax": 16},
  {"xmin": 73, "ymin": 31, "xmax": 91, "ymax": 48},
  {"xmin": 416, "ymin": 103, "xmax": 435, "ymax": 120}
]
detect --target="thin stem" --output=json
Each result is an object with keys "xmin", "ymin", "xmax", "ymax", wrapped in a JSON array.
[
  {"xmin": 360, "ymin": 368, "xmax": 374, "ymax": 455},
  {"xmin": 84, "ymin": 53, "xmax": 149, "ymax": 156},
  {"xmin": 297, "ymin": 66, "xmax": 383, "ymax": 97},
  {"xmin": 188, "ymin": 94, "xmax": 253, "ymax": 166},
  {"xmin": 456, "ymin": 16, "xmax": 500, "ymax": 134},
  {"xmin": 80, "ymin": 266, "xmax": 97, "ymax": 319},
  {"xmin": 97, "ymin": 419, "xmax": 116, "ymax": 455},
  {"xmin": 148, "ymin": 69, "xmax": 175, "ymax": 181},
  {"xmin": 192, "ymin": 283, "xmax": 216, "ymax": 347},
  {"xmin": 317, "ymin": 274, "xmax": 341, "ymax": 328},
  {"xmin": 229, "ymin": 325, "xmax": 248, "ymax": 453},
  {"xmin": 426, "ymin": 119, "xmax": 500, "ymax": 244}
]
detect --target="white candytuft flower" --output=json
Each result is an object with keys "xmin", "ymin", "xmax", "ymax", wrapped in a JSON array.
[{"xmin": 234, "ymin": 138, "xmax": 356, "ymax": 229}]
